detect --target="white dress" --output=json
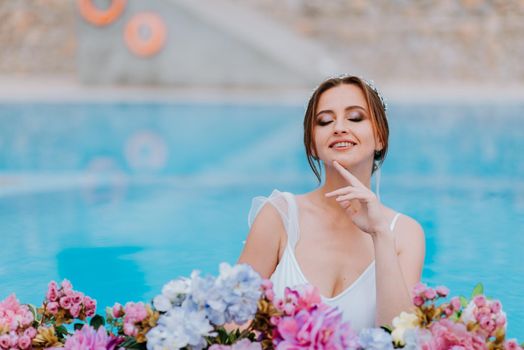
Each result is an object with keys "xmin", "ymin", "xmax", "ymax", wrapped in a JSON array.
[{"xmin": 248, "ymin": 189, "xmax": 401, "ymax": 332}]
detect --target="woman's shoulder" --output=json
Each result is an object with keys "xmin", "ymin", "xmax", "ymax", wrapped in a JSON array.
[{"xmin": 386, "ymin": 207, "xmax": 425, "ymax": 253}]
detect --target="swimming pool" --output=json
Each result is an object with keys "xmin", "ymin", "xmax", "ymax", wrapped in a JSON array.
[{"xmin": 1, "ymin": 102, "xmax": 523, "ymax": 338}]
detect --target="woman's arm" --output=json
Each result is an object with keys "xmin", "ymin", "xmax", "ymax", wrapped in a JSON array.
[
  {"xmin": 373, "ymin": 215, "xmax": 425, "ymax": 326},
  {"xmin": 237, "ymin": 203, "xmax": 285, "ymax": 279},
  {"xmin": 225, "ymin": 204, "xmax": 284, "ymax": 332}
]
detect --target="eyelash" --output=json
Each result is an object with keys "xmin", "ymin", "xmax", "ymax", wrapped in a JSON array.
[{"xmin": 317, "ymin": 116, "xmax": 363, "ymax": 126}]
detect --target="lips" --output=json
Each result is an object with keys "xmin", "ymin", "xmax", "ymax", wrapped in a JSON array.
[{"xmin": 329, "ymin": 140, "xmax": 356, "ymax": 148}]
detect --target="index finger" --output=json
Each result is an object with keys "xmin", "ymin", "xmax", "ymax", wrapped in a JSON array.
[{"xmin": 333, "ymin": 161, "xmax": 365, "ymax": 188}]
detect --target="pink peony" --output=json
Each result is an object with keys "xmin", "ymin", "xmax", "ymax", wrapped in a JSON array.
[
  {"xmin": 274, "ymin": 306, "xmax": 359, "ymax": 349},
  {"xmin": 422, "ymin": 319, "xmax": 487, "ymax": 350},
  {"xmin": 63, "ymin": 324, "xmax": 121, "ymax": 350},
  {"xmin": 272, "ymin": 286, "xmax": 358, "ymax": 349}
]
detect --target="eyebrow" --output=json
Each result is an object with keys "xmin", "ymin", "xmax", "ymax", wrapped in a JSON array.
[{"xmin": 315, "ymin": 105, "xmax": 366, "ymax": 118}]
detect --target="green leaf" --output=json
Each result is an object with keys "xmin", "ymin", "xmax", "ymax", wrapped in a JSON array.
[
  {"xmin": 120, "ymin": 338, "xmax": 145, "ymax": 349},
  {"xmin": 459, "ymin": 296, "xmax": 469, "ymax": 307},
  {"xmin": 471, "ymin": 283, "xmax": 484, "ymax": 298},
  {"xmin": 89, "ymin": 314, "xmax": 105, "ymax": 330},
  {"xmin": 380, "ymin": 325, "xmax": 393, "ymax": 334},
  {"xmin": 73, "ymin": 323, "xmax": 84, "ymax": 331},
  {"xmin": 55, "ymin": 325, "xmax": 69, "ymax": 337}
]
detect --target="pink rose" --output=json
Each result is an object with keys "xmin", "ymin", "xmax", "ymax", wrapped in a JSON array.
[
  {"xmin": 436, "ymin": 286, "xmax": 449, "ymax": 297},
  {"xmin": 473, "ymin": 295, "xmax": 486, "ymax": 307},
  {"xmin": 450, "ymin": 297, "xmax": 461, "ymax": 311},
  {"xmin": 112, "ymin": 303, "xmax": 124, "ymax": 318},
  {"xmin": 491, "ymin": 300, "xmax": 502, "ymax": 314},
  {"xmin": 505, "ymin": 339, "xmax": 522, "ymax": 350},
  {"xmin": 47, "ymin": 281, "xmax": 59, "ymax": 302},
  {"xmin": 24, "ymin": 327, "xmax": 37, "ymax": 339},
  {"xmin": 84, "ymin": 297, "xmax": 97, "ymax": 316},
  {"xmin": 59, "ymin": 296, "xmax": 72, "ymax": 309},
  {"xmin": 70, "ymin": 304, "xmax": 81, "ymax": 318},
  {"xmin": 17, "ymin": 335, "xmax": 31, "ymax": 349},
  {"xmin": 61, "ymin": 279, "xmax": 73, "ymax": 292},
  {"xmin": 72, "ymin": 292, "xmax": 84, "ymax": 305},
  {"xmin": 412, "ymin": 282, "xmax": 427, "ymax": 295},
  {"xmin": 123, "ymin": 323, "xmax": 137, "ymax": 337},
  {"xmin": 424, "ymin": 288, "xmax": 437, "ymax": 300},
  {"xmin": 47, "ymin": 301, "xmax": 59, "ymax": 315},
  {"xmin": 0, "ymin": 335, "xmax": 11, "ymax": 349},
  {"xmin": 413, "ymin": 295, "xmax": 424, "ymax": 307}
]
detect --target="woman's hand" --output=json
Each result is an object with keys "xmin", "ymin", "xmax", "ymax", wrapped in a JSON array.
[{"xmin": 325, "ymin": 161, "xmax": 392, "ymax": 236}]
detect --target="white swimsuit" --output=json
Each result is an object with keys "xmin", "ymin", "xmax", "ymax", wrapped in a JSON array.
[{"xmin": 248, "ymin": 189, "xmax": 401, "ymax": 331}]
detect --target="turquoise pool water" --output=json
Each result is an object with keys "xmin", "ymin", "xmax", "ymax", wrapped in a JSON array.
[{"xmin": 1, "ymin": 103, "xmax": 523, "ymax": 338}]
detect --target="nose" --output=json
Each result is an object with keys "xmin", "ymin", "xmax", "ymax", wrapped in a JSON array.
[{"xmin": 333, "ymin": 118, "xmax": 349, "ymax": 134}]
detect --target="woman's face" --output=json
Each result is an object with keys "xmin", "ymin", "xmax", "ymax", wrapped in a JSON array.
[{"xmin": 312, "ymin": 84, "xmax": 381, "ymax": 171}]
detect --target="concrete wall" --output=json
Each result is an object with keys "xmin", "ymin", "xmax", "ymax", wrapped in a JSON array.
[{"xmin": 1, "ymin": 0, "xmax": 523, "ymax": 86}]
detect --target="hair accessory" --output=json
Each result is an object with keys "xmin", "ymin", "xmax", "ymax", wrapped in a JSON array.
[{"xmin": 361, "ymin": 78, "xmax": 388, "ymax": 112}]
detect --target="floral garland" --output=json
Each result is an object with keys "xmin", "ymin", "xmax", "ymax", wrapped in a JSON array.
[{"xmin": 0, "ymin": 263, "xmax": 521, "ymax": 350}]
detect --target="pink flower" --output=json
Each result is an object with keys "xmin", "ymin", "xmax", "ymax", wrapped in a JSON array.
[
  {"xmin": 124, "ymin": 302, "xmax": 148, "ymax": 324},
  {"xmin": 17, "ymin": 335, "xmax": 31, "ymax": 349},
  {"xmin": 424, "ymin": 288, "xmax": 437, "ymax": 300},
  {"xmin": 0, "ymin": 294, "xmax": 34, "ymax": 331},
  {"xmin": 63, "ymin": 324, "xmax": 119, "ymax": 350},
  {"xmin": 23, "ymin": 327, "xmax": 36, "ymax": 339},
  {"xmin": 505, "ymin": 339, "xmax": 523, "ymax": 350},
  {"xmin": 111, "ymin": 303, "xmax": 124, "ymax": 318},
  {"xmin": 61, "ymin": 279, "xmax": 73, "ymax": 292},
  {"xmin": 70, "ymin": 304, "xmax": 81, "ymax": 318},
  {"xmin": 60, "ymin": 296, "xmax": 73, "ymax": 310},
  {"xmin": 450, "ymin": 297, "xmax": 462, "ymax": 311},
  {"xmin": 47, "ymin": 281, "xmax": 59, "ymax": 302},
  {"xmin": 412, "ymin": 282, "xmax": 427, "ymax": 295},
  {"xmin": 84, "ymin": 297, "xmax": 97, "ymax": 317},
  {"xmin": 422, "ymin": 319, "xmax": 486, "ymax": 350},
  {"xmin": 46, "ymin": 301, "xmax": 59, "ymax": 315},
  {"xmin": 413, "ymin": 295, "xmax": 424, "ymax": 307},
  {"xmin": 474, "ymin": 295, "xmax": 487, "ymax": 307},
  {"xmin": 123, "ymin": 323, "xmax": 138, "ymax": 337},
  {"xmin": 436, "ymin": 286, "xmax": 449, "ymax": 297},
  {"xmin": 0, "ymin": 335, "xmax": 10, "ymax": 349}
]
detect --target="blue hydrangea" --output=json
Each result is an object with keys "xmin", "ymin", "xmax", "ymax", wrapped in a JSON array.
[
  {"xmin": 146, "ymin": 307, "xmax": 214, "ymax": 350},
  {"xmin": 215, "ymin": 263, "xmax": 263, "ymax": 325},
  {"xmin": 181, "ymin": 263, "xmax": 262, "ymax": 326},
  {"xmin": 358, "ymin": 328, "xmax": 394, "ymax": 350}
]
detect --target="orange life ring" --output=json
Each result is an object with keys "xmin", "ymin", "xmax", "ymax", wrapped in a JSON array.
[
  {"xmin": 124, "ymin": 13, "xmax": 167, "ymax": 58},
  {"xmin": 77, "ymin": 0, "xmax": 127, "ymax": 26}
]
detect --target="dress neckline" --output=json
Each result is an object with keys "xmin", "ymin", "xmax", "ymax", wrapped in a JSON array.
[{"xmin": 284, "ymin": 192, "xmax": 376, "ymax": 301}]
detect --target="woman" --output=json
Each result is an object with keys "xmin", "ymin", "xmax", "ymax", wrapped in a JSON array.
[{"xmin": 237, "ymin": 75, "xmax": 425, "ymax": 331}]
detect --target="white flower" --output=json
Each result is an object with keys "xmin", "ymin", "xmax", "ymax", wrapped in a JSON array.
[
  {"xmin": 153, "ymin": 295, "xmax": 172, "ymax": 312},
  {"xmin": 461, "ymin": 301, "xmax": 476, "ymax": 324},
  {"xmin": 162, "ymin": 278, "xmax": 191, "ymax": 302},
  {"xmin": 146, "ymin": 307, "xmax": 214, "ymax": 350},
  {"xmin": 391, "ymin": 312, "xmax": 419, "ymax": 346}
]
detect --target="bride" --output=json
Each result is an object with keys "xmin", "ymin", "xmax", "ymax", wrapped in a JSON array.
[{"xmin": 237, "ymin": 75, "xmax": 425, "ymax": 330}]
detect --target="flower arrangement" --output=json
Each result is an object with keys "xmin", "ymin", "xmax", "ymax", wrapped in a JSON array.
[{"xmin": 1, "ymin": 263, "xmax": 522, "ymax": 350}]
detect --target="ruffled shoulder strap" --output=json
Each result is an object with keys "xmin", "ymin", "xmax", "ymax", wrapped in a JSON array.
[{"xmin": 247, "ymin": 189, "xmax": 299, "ymax": 246}]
